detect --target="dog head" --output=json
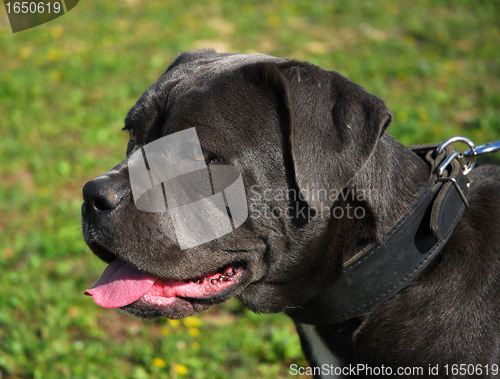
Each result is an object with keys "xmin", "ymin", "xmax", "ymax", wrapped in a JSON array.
[{"xmin": 82, "ymin": 50, "xmax": 392, "ymax": 319}]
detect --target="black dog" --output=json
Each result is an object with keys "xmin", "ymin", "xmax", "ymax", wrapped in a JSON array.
[{"xmin": 82, "ymin": 50, "xmax": 500, "ymax": 378}]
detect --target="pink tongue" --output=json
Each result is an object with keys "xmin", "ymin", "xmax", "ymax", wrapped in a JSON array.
[{"xmin": 84, "ymin": 259, "xmax": 156, "ymax": 308}]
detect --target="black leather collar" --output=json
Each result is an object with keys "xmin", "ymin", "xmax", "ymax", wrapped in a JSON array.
[{"xmin": 286, "ymin": 144, "xmax": 471, "ymax": 325}]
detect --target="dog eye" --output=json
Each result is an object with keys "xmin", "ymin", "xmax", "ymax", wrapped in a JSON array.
[
  {"xmin": 128, "ymin": 129, "xmax": 136, "ymax": 143},
  {"xmin": 190, "ymin": 146, "xmax": 214, "ymax": 163}
]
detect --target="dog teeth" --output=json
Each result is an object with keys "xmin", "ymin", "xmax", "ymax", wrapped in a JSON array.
[
  {"xmin": 207, "ymin": 274, "xmax": 233, "ymax": 285},
  {"xmin": 191, "ymin": 267, "xmax": 237, "ymax": 285}
]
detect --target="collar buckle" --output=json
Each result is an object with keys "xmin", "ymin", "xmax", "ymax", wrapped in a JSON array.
[
  {"xmin": 434, "ymin": 136, "xmax": 477, "ymax": 208},
  {"xmin": 436, "ymin": 136, "xmax": 476, "ymax": 177}
]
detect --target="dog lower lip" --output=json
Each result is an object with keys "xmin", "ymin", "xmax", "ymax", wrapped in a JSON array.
[{"xmin": 119, "ymin": 265, "xmax": 249, "ymax": 320}]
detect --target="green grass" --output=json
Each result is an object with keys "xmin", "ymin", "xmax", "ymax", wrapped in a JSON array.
[{"xmin": 0, "ymin": 0, "xmax": 499, "ymax": 378}]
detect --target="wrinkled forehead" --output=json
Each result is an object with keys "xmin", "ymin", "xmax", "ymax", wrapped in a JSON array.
[
  {"xmin": 172, "ymin": 55, "xmax": 283, "ymax": 125},
  {"xmin": 124, "ymin": 53, "xmax": 287, "ymax": 145},
  {"xmin": 167, "ymin": 53, "xmax": 282, "ymax": 104}
]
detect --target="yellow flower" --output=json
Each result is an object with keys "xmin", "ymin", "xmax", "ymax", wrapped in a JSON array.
[
  {"xmin": 191, "ymin": 341, "xmax": 201, "ymax": 350},
  {"xmin": 160, "ymin": 326, "xmax": 172, "ymax": 336},
  {"xmin": 47, "ymin": 49, "xmax": 59, "ymax": 62},
  {"xmin": 188, "ymin": 327, "xmax": 200, "ymax": 337},
  {"xmin": 174, "ymin": 364, "xmax": 188, "ymax": 375},
  {"xmin": 267, "ymin": 14, "xmax": 281, "ymax": 28},
  {"xmin": 183, "ymin": 316, "xmax": 202, "ymax": 328},
  {"xmin": 151, "ymin": 358, "xmax": 166, "ymax": 368},
  {"xmin": 19, "ymin": 47, "xmax": 32, "ymax": 60},
  {"xmin": 168, "ymin": 319, "xmax": 181, "ymax": 328},
  {"xmin": 51, "ymin": 26, "xmax": 63, "ymax": 39},
  {"xmin": 306, "ymin": 41, "xmax": 326, "ymax": 56}
]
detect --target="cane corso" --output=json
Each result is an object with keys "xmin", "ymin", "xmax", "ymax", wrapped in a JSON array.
[{"xmin": 82, "ymin": 50, "xmax": 500, "ymax": 378}]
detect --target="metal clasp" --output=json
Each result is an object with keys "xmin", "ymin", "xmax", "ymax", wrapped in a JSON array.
[
  {"xmin": 464, "ymin": 140, "xmax": 500, "ymax": 158},
  {"xmin": 436, "ymin": 136, "xmax": 476, "ymax": 176},
  {"xmin": 435, "ymin": 136, "xmax": 476, "ymax": 207},
  {"xmin": 433, "ymin": 136, "xmax": 500, "ymax": 208}
]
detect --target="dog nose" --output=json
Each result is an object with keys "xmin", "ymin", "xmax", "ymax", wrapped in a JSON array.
[{"xmin": 82, "ymin": 175, "xmax": 128, "ymax": 215}]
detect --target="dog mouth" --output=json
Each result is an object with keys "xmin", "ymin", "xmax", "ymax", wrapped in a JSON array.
[{"xmin": 84, "ymin": 259, "xmax": 247, "ymax": 312}]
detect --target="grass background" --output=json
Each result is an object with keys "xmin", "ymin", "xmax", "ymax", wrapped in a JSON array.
[{"xmin": 0, "ymin": 1, "xmax": 499, "ymax": 378}]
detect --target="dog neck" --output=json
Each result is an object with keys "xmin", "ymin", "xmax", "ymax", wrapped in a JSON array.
[
  {"xmin": 343, "ymin": 133, "xmax": 431, "ymax": 257},
  {"xmin": 287, "ymin": 136, "xmax": 470, "ymax": 325}
]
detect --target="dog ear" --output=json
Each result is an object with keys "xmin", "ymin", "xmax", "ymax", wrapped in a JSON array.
[{"xmin": 273, "ymin": 61, "xmax": 392, "ymax": 208}]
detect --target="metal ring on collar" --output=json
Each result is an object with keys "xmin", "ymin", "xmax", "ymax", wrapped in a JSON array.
[{"xmin": 437, "ymin": 136, "xmax": 476, "ymax": 176}]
